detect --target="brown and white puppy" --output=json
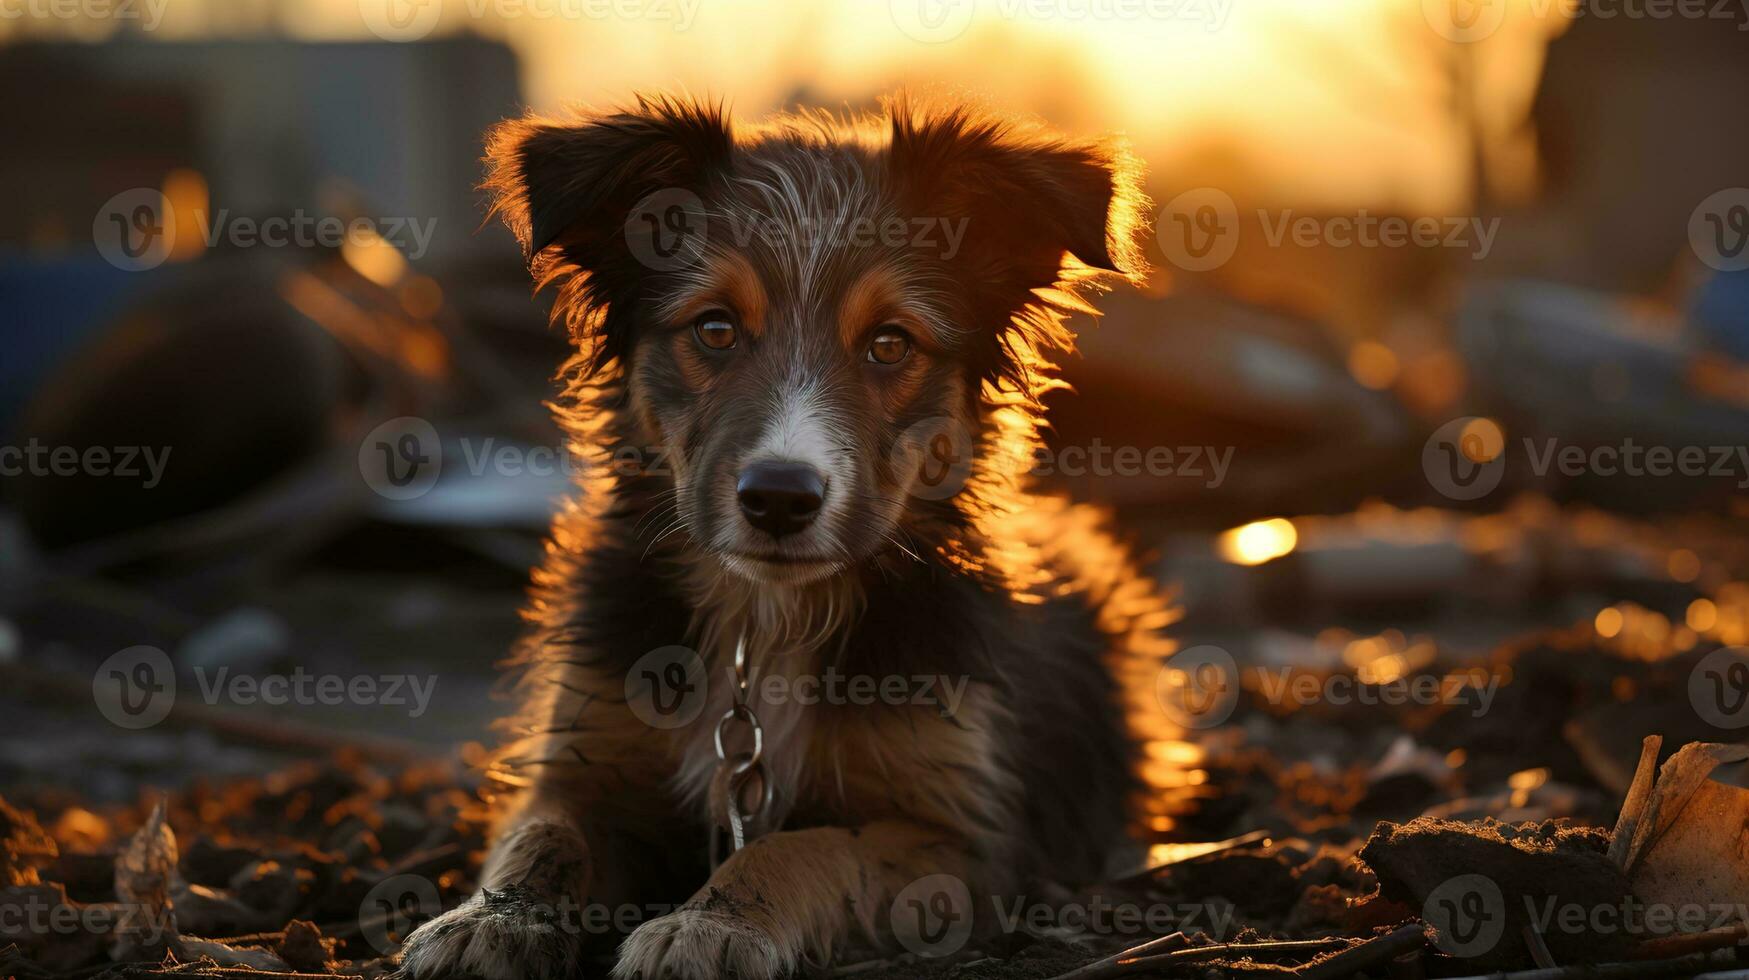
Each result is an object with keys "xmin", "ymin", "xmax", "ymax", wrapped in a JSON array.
[{"xmin": 398, "ymin": 94, "xmax": 1177, "ymax": 980}]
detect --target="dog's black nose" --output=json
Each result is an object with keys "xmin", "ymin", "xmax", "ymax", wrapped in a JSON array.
[{"xmin": 736, "ymin": 462, "xmax": 825, "ymax": 538}]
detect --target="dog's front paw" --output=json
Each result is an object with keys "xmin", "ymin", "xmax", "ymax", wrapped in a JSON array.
[
  {"xmin": 399, "ymin": 886, "xmax": 580, "ymax": 980},
  {"xmin": 612, "ymin": 907, "xmax": 792, "ymax": 980}
]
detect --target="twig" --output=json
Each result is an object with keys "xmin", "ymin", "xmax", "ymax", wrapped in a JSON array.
[
  {"xmin": 1111, "ymin": 830, "xmax": 1273, "ymax": 885},
  {"xmin": 1607, "ymin": 735, "xmax": 1661, "ymax": 868},
  {"xmin": 1629, "ymin": 920, "xmax": 1749, "ymax": 960},
  {"xmin": 1058, "ymin": 935, "xmax": 1363, "ymax": 980},
  {"xmin": 202, "ymin": 933, "xmax": 284, "ymax": 948},
  {"xmin": 94, "ymin": 968, "xmax": 364, "ymax": 980},
  {"xmin": 1291, "ymin": 923, "xmax": 1427, "ymax": 980},
  {"xmin": 1044, "ymin": 931, "xmax": 1190, "ymax": 980}
]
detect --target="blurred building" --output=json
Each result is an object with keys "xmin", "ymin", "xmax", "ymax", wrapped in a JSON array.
[
  {"xmin": 1518, "ymin": 11, "xmax": 1749, "ymax": 294},
  {"xmin": 0, "ymin": 37, "xmax": 522, "ymax": 262}
]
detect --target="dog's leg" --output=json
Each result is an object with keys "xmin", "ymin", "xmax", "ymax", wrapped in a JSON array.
[
  {"xmin": 613, "ymin": 822, "xmax": 984, "ymax": 980},
  {"xmin": 399, "ymin": 790, "xmax": 593, "ymax": 980}
]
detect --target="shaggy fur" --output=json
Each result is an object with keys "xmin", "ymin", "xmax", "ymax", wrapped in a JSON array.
[{"xmin": 398, "ymin": 93, "xmax": 1179, "ymax": 980}]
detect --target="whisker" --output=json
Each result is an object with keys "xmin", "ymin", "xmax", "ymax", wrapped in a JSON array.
[
  {"xmin": 882, "ymin": 532, "xmax": 925, "ymax": 564},
  {"xmin": 642, "ymin": 516, "xmax": 693, "ymax": 560},
  {"xmin": 634, "ymin": 499, "xmax": 682, "ymax": 537}
]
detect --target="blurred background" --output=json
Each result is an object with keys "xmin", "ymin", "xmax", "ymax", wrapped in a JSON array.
[{"xmin": 3, "ymin": 0, "xmax": 1749, "ymax": 851}]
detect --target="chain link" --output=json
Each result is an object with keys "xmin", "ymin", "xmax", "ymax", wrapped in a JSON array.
[{"xmin": 711, "ymin": 632, "xmax": 773, "ymax": 867}]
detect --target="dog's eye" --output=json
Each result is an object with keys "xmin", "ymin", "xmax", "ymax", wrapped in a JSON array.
[
  {"xmin": 694, "ymin": 312, "xmax": 738, "ymax": 351},
  {"xmin": 866, "ymin": 327, "xmax": 911, "ymax": 365}
]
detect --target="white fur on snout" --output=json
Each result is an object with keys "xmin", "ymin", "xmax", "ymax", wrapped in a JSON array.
[{"xmin": 743, "ymin": 379, "xmax": 852, "ymax": 532}]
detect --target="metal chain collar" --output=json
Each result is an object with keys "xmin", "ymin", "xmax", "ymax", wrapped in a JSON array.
[{"xmin": 710, "ymin": 633, "xmax": 775, "ymax": 868}]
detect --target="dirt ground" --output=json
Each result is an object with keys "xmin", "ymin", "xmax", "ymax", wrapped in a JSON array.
[{"xmin": 5, "ymin": 501, "xmax": 1749, "ymax": 978}]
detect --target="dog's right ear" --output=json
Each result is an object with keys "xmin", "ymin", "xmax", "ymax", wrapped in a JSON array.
[
  {"xmin": 483, "ymin": 95, "xmax": 733, "ymax": 273},
  {"xmin": 482, "ymin": 96, "xmax": 732, "ymax": 369}
]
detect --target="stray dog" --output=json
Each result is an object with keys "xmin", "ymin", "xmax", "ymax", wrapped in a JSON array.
[{"xmin": 399, "ymin": 94, "xmax": 1177, "ymax": 980}]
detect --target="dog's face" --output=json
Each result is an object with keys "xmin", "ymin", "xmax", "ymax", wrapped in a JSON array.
[
  {"xmin": 487, "ymin": 97, "xmax": 1145, "ymax": 586},
  {"xmin": 626, "ymin": 197, "xmax": 965, "ymax": 585}
]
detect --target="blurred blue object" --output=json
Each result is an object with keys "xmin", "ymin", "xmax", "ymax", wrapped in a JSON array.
[
  {"xmin": 0, "ymin": 257, "xmax": 161, "ymax": 437},
  {"xmin": 1457, "ymin": 279, "xmax": 1749, "ymax": 512},
  {"xmin": 1689, "ymin": 269, "xmax": 1749, "ymax": 362}
]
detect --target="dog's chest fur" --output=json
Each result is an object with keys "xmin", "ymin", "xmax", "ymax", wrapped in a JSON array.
[
  {"xmin": 666, "ymin": 646, "xmax": 1015, "ymax": 855},
  {"xmin": 670, "ymin": 641, "xmax": 818, "ymax": 833}
]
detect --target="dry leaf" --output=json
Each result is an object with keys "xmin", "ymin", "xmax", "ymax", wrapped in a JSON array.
[
  {"xmin": 1601, "ymin": 739, "xmax": 1749, "ymax": 933},
  {"xmin": 1623, "ymin": 741, "xmax": 1748, "ymax": 875},
  {"xmin": 1631, "ymin": 773, "xmax": 1749, "ymax": 915},
  {"xmin": 110, "ymin": 797, "xmax": 181, "ymax": 961}
]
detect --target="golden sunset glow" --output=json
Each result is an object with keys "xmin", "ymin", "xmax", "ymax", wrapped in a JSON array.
[
  {"xmin": 1348, "ymin": 339, "xmax": 1401, "ymax": 390},
  {"xmin": 161, "ymin": 168, "xmax": 209, "ymax": 263},
  {"xmin": 341, "ymin": 227, "xmax": 410, "ymax": 286},
  {"xmin": 1689, "ymin": 597, "xmax": 1719, "ymax": 633},
  {"xmin": 4, "ymin": 0, "xmax": 1747, "ymax": 974},
  {"xmin": 1, "ymin": 0, "xmax": 1573, "ymax": 216},
  {"xmin": 1217, "ymin": 517, "xmax": 1298, "ymax": 565},
  {"xmin": 1459, "ymin": 417, "xmax": 1505, "ymax": 463}
]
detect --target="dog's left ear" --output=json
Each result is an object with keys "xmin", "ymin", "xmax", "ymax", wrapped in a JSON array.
[{"xmin": 886, "ymin": 100, "xmax": 1150, "ymax": 291}]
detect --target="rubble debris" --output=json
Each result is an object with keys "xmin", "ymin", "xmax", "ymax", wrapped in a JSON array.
[
  {"xmin": 0, "ymin": 755, "xmax": 483, "ymax": 978},
  {"xmin": 1, "ymin": 795, "xmax": 56, "ymax": 886},
  {"xmin": 1359, "ymin": 816, "xmax": 1633, "ymax": 969},
  {"xmin": 1612, "ymin": 740, "xmax": 1749, "ymax": 918}
]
